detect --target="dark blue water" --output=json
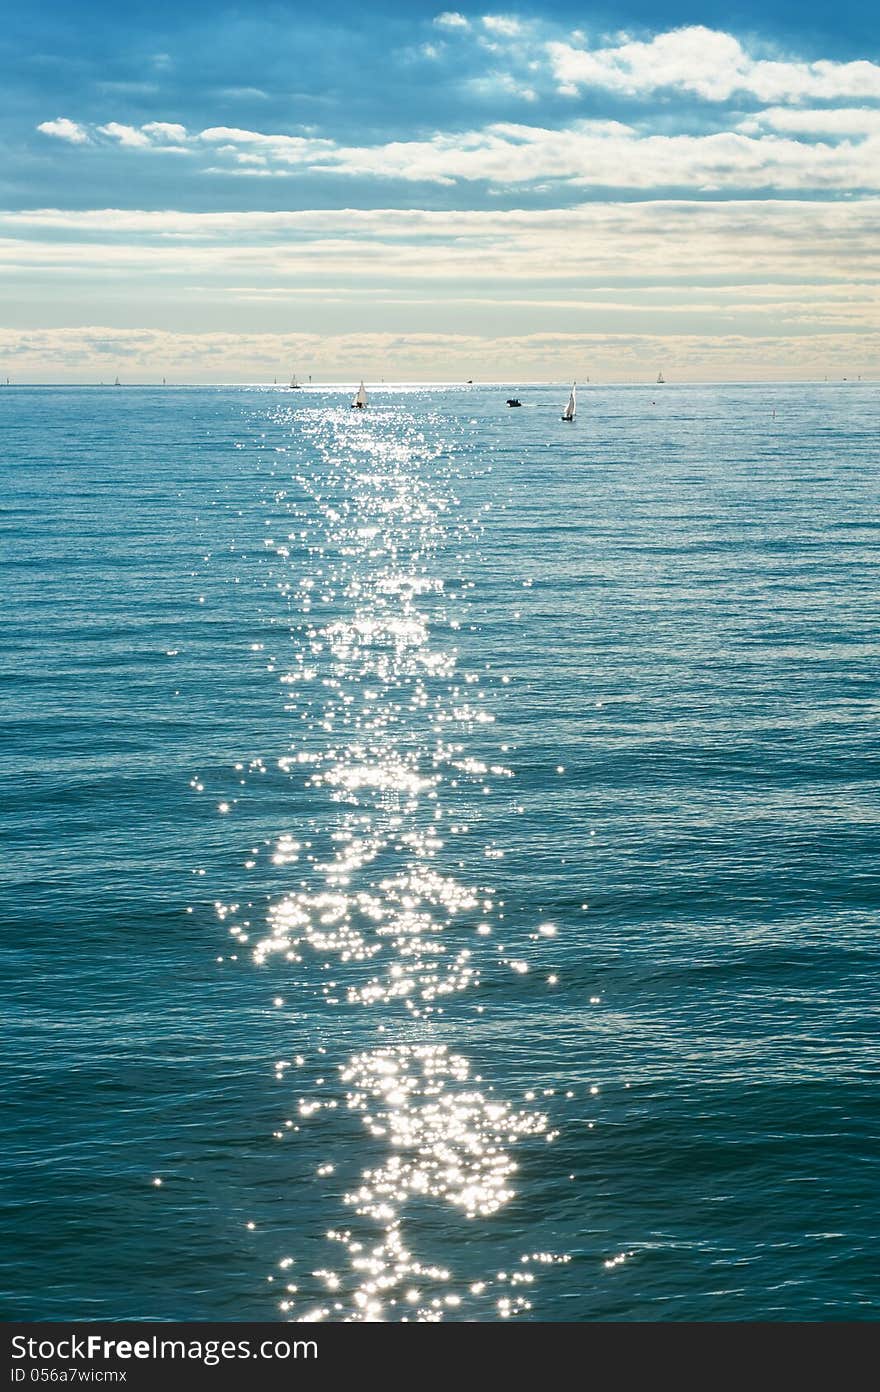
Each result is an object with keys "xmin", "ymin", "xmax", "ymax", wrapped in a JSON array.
[{"xmin": 2, "ymin": 382, "xmax": 879, "ymax": 1321}]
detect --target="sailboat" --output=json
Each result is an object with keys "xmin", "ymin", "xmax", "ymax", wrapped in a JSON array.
[
  {"xmin": 656, "ymin": 371, "xmax": 665, "ymax": 384},
  {"xmin": 288, "ymin": 373, "xmax": 302, "ymax": 390},
  {"xmin": 351, "ymin": 380, "xmax": 368, "ymax": 409},
  {"xmin": 561, "ymin": 382, "xmax": 576, "ymax": 422},
  {"xmin": 114, "ymin": 375, "xmax": 121, "ymax": 387}
]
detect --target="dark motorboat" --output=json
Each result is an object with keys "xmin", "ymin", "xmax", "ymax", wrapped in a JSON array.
[{"xmin": 506, "ymin": 398, "xmax": 522, "ymax": 407}]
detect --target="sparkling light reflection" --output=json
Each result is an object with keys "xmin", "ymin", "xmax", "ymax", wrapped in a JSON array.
[{"xmin": 211, "ymin": 397, "xmax": 568, "ymax": 1320}]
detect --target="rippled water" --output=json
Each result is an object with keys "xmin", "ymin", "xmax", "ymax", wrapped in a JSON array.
[{"xmin": 3, "ymin": 382, "xmax": 879, "ymax": 1321}]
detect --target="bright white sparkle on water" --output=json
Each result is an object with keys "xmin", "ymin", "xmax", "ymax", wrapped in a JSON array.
[{"xmin": 210, "ymin": 400, "xmax": 573, "ymax": 1320}]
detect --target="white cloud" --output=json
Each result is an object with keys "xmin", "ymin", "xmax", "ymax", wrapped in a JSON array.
[
  {"xmin": 547, "ymin": 26, "xmax": 880, "ymax": 103},
  {"xmin": 197, "ymin": 126, "xmax": 335, "ymax": 161},
  {"xmin": 98, "ymin": 122, "xmax": 152, "ymax": 148},
  {"xmin": 741, "ymin": 107, "xmax": 880, "ymax": 137},
  {"xmin": 37, "ymin": 106, "xmax": 880, "ymax": 192},
  {"xmin": 141, "ymin": 121, "xmax": 188, "ymax": 143},
  {"xmin": 37, "ymin": 117, "xmax": 89, "ymax": 144},
  {"xmin": 434, "ymin": 11, "xmax": 469, "ymax": 29},
  {"xmin": 0, "ymin": 323, "xmax": 876, "ymax": 382},
  {"xmin": 2, "ymin": 200, "xmax": 878, "ymax": 290},
  {"xmin": 482, "ymin": 16, "xmax": 522, "ymax": 37},
  {"xmin": 332, "ymin": 121, "xmax": 880, "ymax": 190}
]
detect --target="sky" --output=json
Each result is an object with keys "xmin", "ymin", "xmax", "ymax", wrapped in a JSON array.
[{"xmin": 2, "ymin": 0, "xmax": 878, "ymax": 381}]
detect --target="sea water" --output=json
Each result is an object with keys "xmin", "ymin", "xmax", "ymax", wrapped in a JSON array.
[{"xmin": 2, "ymin": 382, "xmax": 878, "ymax": 1321}]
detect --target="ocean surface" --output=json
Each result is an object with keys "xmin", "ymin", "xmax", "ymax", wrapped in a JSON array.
[{"xmin": 2, "ymin": 381, "xmax": 879, "ymax": 1322}]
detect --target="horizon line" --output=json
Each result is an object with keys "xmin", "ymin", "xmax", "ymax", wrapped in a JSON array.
[{"xmin": 0, "ymin": 377, "xmax": 874, "ymax": 388}]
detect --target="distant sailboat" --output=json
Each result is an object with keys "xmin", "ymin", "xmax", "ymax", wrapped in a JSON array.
[
  {"xmin": 289, "ymin": 373, "xmax": 301, "ymax": 389},
  {"xmin": 114, "ymin": 375, "xmax": 121, "ymax": 387},
  {"xmin": 561, "ymin": 382, "xmax": 576, "ymax": 422},
  {"xmin": 351, "ymin": 380, "xmax": 368, "ymax": 409},
  {"xmin": 656, "ymin": 371, "xmax": 665, "ymax": 384}
]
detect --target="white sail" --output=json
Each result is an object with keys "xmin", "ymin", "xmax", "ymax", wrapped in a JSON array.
[
  {"xmin": 290, "ymin": 373, "xmax": 300, "ymax": 388},
  {"xmin": 562, "ymin": 382, "xmax": 576, "ymax": 420},
  {"xmin": 352, "ymin": 380, "xmax": 368, "ymax": 408}
]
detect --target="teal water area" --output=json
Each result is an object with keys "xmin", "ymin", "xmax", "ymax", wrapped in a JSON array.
[{"xmin": 2, "ymin": 382, "xmax": 878, "ymax": 1320}]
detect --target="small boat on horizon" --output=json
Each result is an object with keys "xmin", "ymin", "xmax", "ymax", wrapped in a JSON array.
[
  {"xmin": 351, "ymin": 380, "xmax": 368, "ymax": 409},
  {"xmin": 561, "ymin": 382, "xmax": 576, "ymax": 422},
  {"xmin": 288, "ymin": 373, "xmax": 302, "ymax": 390},
  {"xmin": 657, "ymin": 371, "xmax": 665, "ymax": 384}
]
